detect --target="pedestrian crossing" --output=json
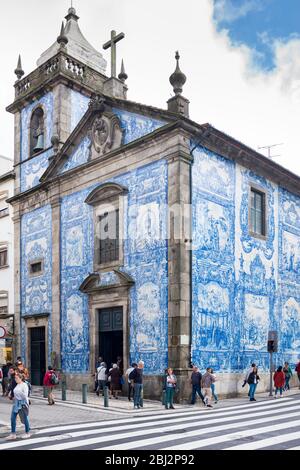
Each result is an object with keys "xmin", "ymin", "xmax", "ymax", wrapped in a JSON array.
[{"xmin": 1, "ymin": 396, "xmax": 300, "ymax": 450}]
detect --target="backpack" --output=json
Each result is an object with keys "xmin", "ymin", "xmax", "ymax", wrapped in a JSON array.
[
  {"xmin": 50, "ymin": 372, "xmax": 59, "ymax": 385},
  {"xmin": 129, "ymin": 369, "xmax": 136, "ymax": 381}
]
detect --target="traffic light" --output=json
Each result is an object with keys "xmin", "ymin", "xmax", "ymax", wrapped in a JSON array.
[{"xmin": 267, "ymin": 340, "xmax": 276, "ymax": 353}]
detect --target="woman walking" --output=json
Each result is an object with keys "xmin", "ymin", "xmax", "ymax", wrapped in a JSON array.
[
  {"xmin": 247, "ymin": 366, "xmax": 260, "ymax": 401},
  {"xmin": 210, "ymin": 369, "xmax": 218, "ymax": 404},
  {"xmin": 108, "ymin": 364, "xmax": 122, "ymax": 399},
  {"xmin": 274, "ymin": 366, "xmax": 285, "ymax": 398},
  {"xmin": 6, "ymin": 372, "xmax": 30, "ymax": 440},
  {"xmin": 283, "ymin": 362, "xmax": 293, "ymax": 391},
  {"xmin": 165, "ymin": 368, "xmax": 177, "ymax": 410}
]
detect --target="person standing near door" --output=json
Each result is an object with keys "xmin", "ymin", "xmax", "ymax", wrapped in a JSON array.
[
  {"xmin": 125, "ymin": 363, "xmax": 137, "ymax": 401},
  {"xmin": 130, "ymin": 360, "xmax": 144, "ymax": 409}
]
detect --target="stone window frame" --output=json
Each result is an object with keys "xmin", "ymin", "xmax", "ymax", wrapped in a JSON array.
[
  {"xmin": 0, "ymin": 191, "xmax": 9, "ymax": 219},
  {"xmin": 28, "ymin": 258, "xmax": 44, "ymax": 277},
  {"xmin": 0, "ymin": 243, "xmax": 9, "ymax": 269},
  {"xmin": 248, "ymin": 184, "xmax": 267, "ymax": 240},
  {"xmin": 85, "ymin": 183, "xmax": 127, "ymax": 271},
  {"xmin": 28, "ymin": 104, "xmax": 47, "ymax": 158},
  {"xmin": 0, "ymin": 290, "xmax": 8, "ymax": 315}
]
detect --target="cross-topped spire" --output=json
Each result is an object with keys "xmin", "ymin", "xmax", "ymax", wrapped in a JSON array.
[{"xmin": 103, "ymin": 30, "xmax": 125, "ymax": 78}]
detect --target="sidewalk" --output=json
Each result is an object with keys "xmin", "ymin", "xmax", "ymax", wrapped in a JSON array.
[{"xmin": 30, "ymin": 385, "xmax": 300, "ymax": 413}]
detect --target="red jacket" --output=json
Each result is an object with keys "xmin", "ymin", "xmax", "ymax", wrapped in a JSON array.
[
  {"xmin": 43, "ymin": 370, "xmax": 57, "ymax": 387},
  {"xmin": 274, "ymin": 371, "xmax": 285, "ymax": 388}
]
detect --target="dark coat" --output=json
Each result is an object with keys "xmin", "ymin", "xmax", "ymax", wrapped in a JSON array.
[{"xmin": 109, "ymin": 368, "xmax": 122, "ymax": 389}]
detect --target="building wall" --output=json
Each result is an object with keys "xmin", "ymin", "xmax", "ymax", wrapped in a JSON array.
[
  {"xmin": 0, "ymin": 172, "xmax": 14, "ymax": 361},
  {"xmin": 192, "ymin": 145, "xmax": 300, "ymax": 377},
  {"xmin": 60, "ymin": 159, "xmax": 168, "ymax": 376},
  {"xmin": 20, "ymin": 205, "xmax": 52, "ymax": 362}
]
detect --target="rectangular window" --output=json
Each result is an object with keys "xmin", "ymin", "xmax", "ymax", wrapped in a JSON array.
[
  {"xmin": 250, "ymin": 188, "xmax": 266, "ymax": 236},
  {"xmin": 0, "ymin": 248, "xmax": 8, "ymax": 267},
  {"xmin": 99, "ymin": 209, "xmax": 119, "ymax": 264},
  {"xmin": 30, "ymin": 261, "xmax": 43, "ymax": 275}
]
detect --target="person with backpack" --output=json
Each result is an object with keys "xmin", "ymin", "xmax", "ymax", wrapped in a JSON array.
[
  {"xmin": 295, "ymin": 360, "xmax": 300, "ymax": 389},
  {"xmin": 274, "ymin": 366, "xmax": 285, "ymax": 398},
  {"xmin": 125, "ymin": 363, "xmax": 137, "ymax": 401},
  {"xmin": 247, "ymin": 366, "xmax": 260, "ymax": 401},
  {"xmin": 43, "ymin": 366, "xmax": 59, "ymax": 405},
  {"xmin": 283, "ymin": 362, "xmax": 293, "ymax": 391},
  {"xmin": 129, "ymin": 360, "xmax": 144, "ymax": 409}
]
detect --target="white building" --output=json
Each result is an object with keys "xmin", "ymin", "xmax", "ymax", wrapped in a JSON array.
[{"xmin": 0, "ymin": 155, "xmax": 15, "ymax": 365}]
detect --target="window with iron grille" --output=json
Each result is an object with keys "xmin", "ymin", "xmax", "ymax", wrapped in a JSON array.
[
  {"xmin": 0, "ymin": 248, "xmax": 8, "ymax": 267},
  {"xmin": 250, "ymin": 188, "xmax": 266, "ymax": 237},
  {"xmin": 99, "ymin": 209, "xmax": 119, "ymax": 264}
]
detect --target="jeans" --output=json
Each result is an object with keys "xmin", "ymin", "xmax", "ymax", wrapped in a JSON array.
[
  {"xmin": 165, "ymin": 387, "xmax": 175, "ymax": 408},
  {"xmin": 96, "ymin": 380, "xmax": 106, "ymax": 395},
  {"xmin": 275, "ymin": 387, "xmax": 283, "ymax": 396},
  {"xmin": 191, "ymin": 385, "xmax": 204, "ymax": 404},
  {"xmin": 11, "ymin": 410, "xmax": 30, "ymax": 434},
  {"xmin": 284, "ymin": 376, "xmax": 290, "ymax": 390},
  {"xmin": 133, "ymin": 383, "xmax": 143, "ymax": 407},
  {"xmin": 249, "ymin": 383, "xmax": 257, "ymax": 400},
  {"xmin": 211, "ymin": 383, "xmax": 218, "ymax": 402}
]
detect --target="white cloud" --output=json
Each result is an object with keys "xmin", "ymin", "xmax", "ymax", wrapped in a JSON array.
[
  {"xmin": 0, "ymin": 0, "xmax": 299, "ymax": 176},
  {"xmin": 213, "ymin": 0, "xmax": 262, "ymax": 23}
]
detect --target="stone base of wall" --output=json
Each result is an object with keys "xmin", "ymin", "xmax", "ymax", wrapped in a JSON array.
[{"xmin": 61, "ymin": 371, "xmax": 300, "ymax": 401}]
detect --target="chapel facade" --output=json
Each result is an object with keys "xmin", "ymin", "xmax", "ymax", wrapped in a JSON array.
[{"xmin": 7, "ymin": 7, "xmax": 300, "ymax": 398}]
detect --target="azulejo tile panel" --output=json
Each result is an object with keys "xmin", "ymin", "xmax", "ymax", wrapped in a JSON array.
[
  {"xmin": 21, "ymin": 205, "xmax": 52, "ymax": 363},
  {"xmin": 60, "ymin": 136, "xmax": 91, "ymax": 174},
  {"xmin": 60, "ymin": 159, "xmax": 168, "ymax": 374},
  {"xmin": 112, "ymin": 108, "xmax": 166, "ymax": 145},
  {"xmin": 70, "ymin": 90, "xmax": 90, "ymax": 132},
  {"xmin": 21, "ymin": 92, "xmax": 53, "ymax": 162},
  {"xmin": 21, "ymin": 149, "xmax": 52, "ymax": 191}
]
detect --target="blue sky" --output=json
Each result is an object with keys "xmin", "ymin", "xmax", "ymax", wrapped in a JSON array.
[{"xmin": 213, "ymin": 0, "xmax": 300, "ymax": 69}]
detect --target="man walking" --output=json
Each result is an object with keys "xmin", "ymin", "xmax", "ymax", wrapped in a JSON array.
[
  {"xmin": 190, "ymin": 365, "xmax": 205, "ymax": 405},
  {"xmin": 125, "ymin": 363, "xmax": 137, "ymax": 401},
  {"xmin": 129, "ymin": 360, "xmax": 144, "ymax": 409},
  {"xmin": 201, "ymin": 367, "xmax": 215, "ymax": 408}
]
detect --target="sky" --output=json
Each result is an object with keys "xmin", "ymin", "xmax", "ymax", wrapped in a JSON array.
[{"xmin": 0, "ymin": 0, "xmax": 299, "ymax": 175}]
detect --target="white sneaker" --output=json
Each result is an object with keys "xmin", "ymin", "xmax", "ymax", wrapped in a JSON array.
[
  {"xmin": 21, "ymin": 433, "xmax": 31, "ymax": 439},
  {"xmin": 5, "ymin": 434, "xmax": 16, "ymax": 440}
]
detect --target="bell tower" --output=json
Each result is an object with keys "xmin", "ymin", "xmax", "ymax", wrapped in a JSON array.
[{"xmin": 6, "ymin": 6, "xmax": 116, "ymax": 195}]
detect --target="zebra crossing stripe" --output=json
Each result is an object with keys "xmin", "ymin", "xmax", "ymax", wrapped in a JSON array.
[
  {"xmin": 0, "ymin": 398, "xmax": 298, "ymax": 451},
  {"xmin": 34, "ymin": 396, "xmax": 295, "ymax": 435},
  {"xmin": 30, "ymin": 405, "xmax": 300, "ymax": 450},
  {"xmin": 288, "ymin": 445, "xmax": 300, "ymax": 450},
  {"xmin": 99, "ymin": 408, "xmax": 300, "ymax": 450},
  {"xmin": 163, "ymin": 419, "xmax": 300, "ymax": 450},
  {"xmin": 224, "ymin": 430, "xmax": 300, "ymax": 450}
]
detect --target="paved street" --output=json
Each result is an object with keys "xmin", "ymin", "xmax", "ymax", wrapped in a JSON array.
[{"xmin": 1, "ymin": 392, "xmax": 300, "ymax": 450}]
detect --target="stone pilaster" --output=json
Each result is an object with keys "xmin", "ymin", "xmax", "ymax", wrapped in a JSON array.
[
  {"xmin": 12, "ymin": 207, "xmax": 21, "ymax": 360},
  {"xmin": 167, "ymin": 142, "xmax": 193, "ymax": 401},
  {"xmin": 50, "ymin": 195, "xmax": 61, "ymax": 368},
  {"xmin": 53, "ymin": 83, "xmax": 72, "ymax": 147},
  {"xmin": 14, "ymin": 112, "xmax": 21, "ymax": 195}
]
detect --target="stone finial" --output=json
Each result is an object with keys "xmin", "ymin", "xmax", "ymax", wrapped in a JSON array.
[
  {"xmin": 118, "ymin": 59, "xmax": 128, "ymax": 83},
  {"xmin": 65, "ymin": 6, "xmax": 79, "ymax": 22},
  {"xmin": 169, "ymin": 51, "xmax": 186, "ymax": 96},
  {"xmin": 57, "ymin": 22, "xmax": 68, "ymax": 47},
  {"xmin": 14, "ymin": 54, "xmax": 24, "ymax": 81}
]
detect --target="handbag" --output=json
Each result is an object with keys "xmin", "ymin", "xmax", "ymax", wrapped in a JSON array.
[
  {"xmin": 18, "ymin": 404, "xmax": 29, "ymax": 424},
  {"xmin": 120, "ymin": 376, "xmax": 125, "ymax": 385}
]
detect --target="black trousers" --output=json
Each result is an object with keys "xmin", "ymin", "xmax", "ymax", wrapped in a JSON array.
[{"xmin": 128, "ymin": 382, "xmax": 133, "ymax": 400}]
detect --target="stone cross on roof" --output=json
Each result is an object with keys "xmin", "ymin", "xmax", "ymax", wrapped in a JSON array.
[{"xmin": 103, "ymin": 30, "xmax": 125, "ymax": 78}]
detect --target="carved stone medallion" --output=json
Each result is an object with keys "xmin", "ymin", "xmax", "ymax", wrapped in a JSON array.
[{"xmin": 90, "ymin": 112, "xmax": 123, "ymax": 157}]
